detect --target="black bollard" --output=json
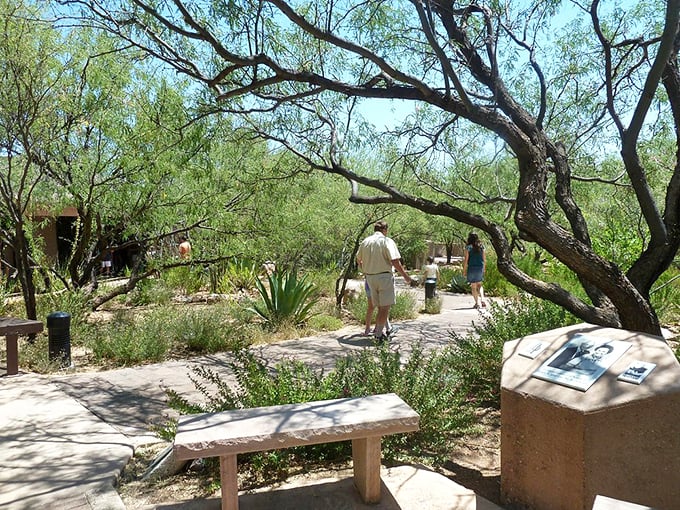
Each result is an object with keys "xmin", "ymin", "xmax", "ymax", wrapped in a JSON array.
[
  {"xmin": 47, "ymin": 311, "xmax": 72, "ymax": 367},
  {"xmin": 425, "ymin": 279, "xmax": 437, "ymax": 299}
]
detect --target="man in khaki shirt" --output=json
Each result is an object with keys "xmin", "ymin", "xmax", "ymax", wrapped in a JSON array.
[{"xmin": 357, "ymin": 220, "xmax": 412, "ymax": 343}]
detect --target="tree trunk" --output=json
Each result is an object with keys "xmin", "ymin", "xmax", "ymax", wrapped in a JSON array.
[{"xmin": 13, "ymin": 227, "xmax": 38, "ymax": 321}]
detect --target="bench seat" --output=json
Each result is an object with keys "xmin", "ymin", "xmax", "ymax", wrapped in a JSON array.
[
  {"xmin": 0, "ymin": 317, "xmax": 43, "ymax": 376},
  {"xmin": 174, "ymin": 392, "xmax": 419, "ymax": 510}
]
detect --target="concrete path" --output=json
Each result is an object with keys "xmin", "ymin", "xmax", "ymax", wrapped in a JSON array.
[{"xmin": 1, "ymin": 287, "xmax": 501, "ymax": 510}]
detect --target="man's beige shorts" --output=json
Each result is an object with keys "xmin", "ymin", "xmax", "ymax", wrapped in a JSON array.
[{"xmin": 366, "ymin": 273, "xmax": 396, "ymax": 307}]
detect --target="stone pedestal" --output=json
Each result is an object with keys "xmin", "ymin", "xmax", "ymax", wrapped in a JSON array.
[{"xmin": 501, "ymin": 323, "xmax": 680, "ymax": 510}]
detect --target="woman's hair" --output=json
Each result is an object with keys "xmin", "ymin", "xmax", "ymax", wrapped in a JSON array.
[
  {"xmin": 427, "ymin": 256, "xmax": 434, "ymax": 263},
  {"xmin": 467, "ymin": 232, "xmax": 482, "ymax": 252},
  {"xmin": 595, "ymin": 344, "xmax": 614, "ymax": 354}
]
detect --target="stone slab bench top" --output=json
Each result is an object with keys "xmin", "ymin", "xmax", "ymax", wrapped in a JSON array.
[{"xmin": 174, "ymin": 392, "xmax": 420, "ymax": 460}]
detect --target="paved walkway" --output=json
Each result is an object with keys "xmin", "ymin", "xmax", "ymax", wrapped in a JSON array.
[{"xmin": 0, "ymin": 287, "xmax": 500, "ymax": 510}]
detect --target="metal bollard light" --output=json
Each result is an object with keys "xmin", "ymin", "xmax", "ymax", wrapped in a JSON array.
[
  {"xmin": 425, "ymin": 279, "xmax": 437, "ymax": 299},
  {"xmin": 47, "ymin": 311, "xmax": 72, "ymax": 367}
]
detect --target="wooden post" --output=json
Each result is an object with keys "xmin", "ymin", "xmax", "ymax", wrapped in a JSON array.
[
  {"xmin": 352, "ymin": 436, "xmax": 382, "ymax": 503},
  {"xmin": 5, "ymin": 333, "xmax": 18, "ymax": 376},
  {"xmin": 219, "ymin": 454, "xmax": 239, "ymax": 510}
]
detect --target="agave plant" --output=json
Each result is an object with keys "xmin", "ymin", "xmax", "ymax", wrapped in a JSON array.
[{"xmin": 252, "ymin": 270, "xmax": 319, "ymax": 327}]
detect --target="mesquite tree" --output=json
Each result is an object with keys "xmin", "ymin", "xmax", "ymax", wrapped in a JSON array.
[{"xmin": 70, "ymin": 0, "xmax": 680, "ymax": 335}]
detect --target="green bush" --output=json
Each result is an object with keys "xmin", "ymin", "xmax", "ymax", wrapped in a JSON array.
[
  {"xmin": 88, "ymin": 305, "xmax": 251, "ymax": 366},
  {"xmin": 449, "ymin": 273, "xmax": 468, "ymax": 293},
  {"xmin": 162, "ymin": 342, "xmax": 475, "ymax": 478},
  {"xmin": 209, "ymin": 258, "xmax": 259, "ymax": 294},
  {"xmin": 126, "ymin": 278, "xmax": 173, "ymax": 306},
  {"xmin": 651, "ymin": 268, "xmax": 680, "ymax": 326},
  {"xmin": 448, "ymin": 294, "xmax": 579, "ymax": 407},
  {"xmin": 346, "ymin": 292, "xmax": 370, "ymax": 323},
  {"xmin": 252, "ymin": 270, "xmax": 319, "ymax": 328},
  {"xmin": 305, "ymin": 266, "xmax": 338, "ymax": 298},
  {"xmin": 389, "ymin": 291, "xmax": 419, "ymax": 321},
  {"xmin": 162, "ymin": 266, "xmax": 206, "ymax": 294},
  {"xmin": 330, "ymin": 344, "xmax": 474, "ymax": 455},
  {"xmin": 438, "ymin": 266, "xmax": 459, "ymax": 290},
  {"xmin": 306, "ymin": 314, "xmax": 344, "ymax": 331},
  {"xmin": 346, "ymin": 289, "xmax": 418, "ymax": 324},
  {"xmin": 89, "ymin": 313, "xmax": 171, "ymax": 365},
  {"xmin": 423, "ymin": 296, "xmax": 442, "ymax": 314},
  {"xmin": 37, "ymin": 289, "xmax": 90, "ymax": 328}
]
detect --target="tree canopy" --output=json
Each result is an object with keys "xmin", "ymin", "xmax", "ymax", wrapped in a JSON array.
[{"xmin": 62, "ymin": 0, "xmax": 680, "ymax": 335}]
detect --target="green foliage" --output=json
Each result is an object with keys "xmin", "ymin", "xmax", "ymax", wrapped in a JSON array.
[
  {"xmin": 36, "ymin": 289, "xmax": 90, "ymax": 329},
  {"xmin": 650, "ymin": 268, "xmax": 680, "ymax": 326},
  {"xmin": 347, "ymin": 292, "xmax": 371, "ymax": 325},
  {"xmin": 331, "ymin": 344, "xmax": 475, "ymax": 456},
  {"xmin": 438, "ymin": 266, "xmax": 459, "ymax": 290},
  {"xmin": 423, "ymin": 296, "xmax": 442, "ymax": 314},
  {"xmin": 346, "ymin": 290, "xmax": 418, "ymax": 323},
  {"xmin": 19, "ymin": 335, "xmax": 65, "ymax": 373},
  {"xmin": 163, "ymin": 342, "xmax": 475, "ymax": 475},
  {"xmin": 89, "ymin": 313, "xmax": 171, "ymax": 365},
  {"xmin": 88, "ymin": 305, "xmax": 251, "ymax": 366},
  {"xmin": 0, "ymin": 285, "xmax": 8, "ymax": 316},
  {"xmin": 303, "ymin": 266, "xmax": 337, "ymax": 298},
  {"xmin": 251, "ymin": 271, "xmax": 319, "ymax": 328},
  {"xmin": 483, "ymin": 253, "xmax": 544, "ymax": 297},
  {"xmin": 389, "ymin": 291, "xmax": 419, "ymax": 320},
  {"xmin": 306, "ymin": 314, "xmax": 344, "ymax": 331},
  {"xmin": 448, "ymin": 295, "xmax": 579, "ymax": 407},
  {"xmin": 591, "ymin": 211, "xmax": 645, "ymax": 272},
  {"xmin": 449, "ymin": 273, "xmax": 468, "ymax": 293},
  {"xmin": 162, "ymin": 266, "xmax": 206, "ymax": 295},
  {"xmin": 126, "ymin": 278, "xmax": 174, "ymax": 306},
  {"xmin": 209, "ymin": 258, "xmax": 259, "ymax": 294}
]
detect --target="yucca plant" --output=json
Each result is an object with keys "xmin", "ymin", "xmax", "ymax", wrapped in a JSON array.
[{"xmin": 252, "ymin": 270, "xmax": 319, "ymax": 328}]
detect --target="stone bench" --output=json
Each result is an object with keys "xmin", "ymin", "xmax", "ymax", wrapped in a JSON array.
[
  {"xmin": 173, "ymin": 392, "xmax": 420, "ymax": 510},
  {"xmin": 0, "ymin": 317, "xmax": 43, "ymax": 376}
]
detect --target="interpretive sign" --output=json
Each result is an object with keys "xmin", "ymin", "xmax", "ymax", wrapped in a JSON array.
[
  {"xmin": 532, "ymin": 333, "xmax": 631, "ymax": 391},
  {"xmin": 617, "ymin": 361, "xmax": 656, "ymax": 385}
]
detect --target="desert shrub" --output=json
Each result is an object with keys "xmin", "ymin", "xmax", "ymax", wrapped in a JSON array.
[
  {"xmin": 304, "ymin": 266, "xmax": 337, "ymax": 298},
  {"xmin": 168, "ymin": 308, "xmax": 251, "ymax": 353},
  {"xmin": 346, "ymin": 290, "xmax": 418, "ymax": 324},
  {"xmin": 88, "ymin": 305, "xmax": 250, "ymax": 366},
  {"xmin": 89, "ymin": 312, "xmax": 171, "ymax": 365},
  {"xmin": 162, "ymin": 342, "xmax": 475, "ymax": 479},
  {"xmin": 651, "ymin": 268, "xmax": 680, "ymax": 326},
  {"xmin": 209, "ymin": 258, "xmax": 259, "ymax": 294},
  {"xmin": 330, "ymin": 344, "xmax": 474, "ymax": 456},
  {"xmin": 252, "ymin": 270, "xmax": 319, "ymax": 328},
  {"xmin": 306, "ymin": 314, "xmax": 344, "ymax": 331},
  {"xmin": 126, "ymin": 278, "xmax": 173, "ymax": 306},
  {"xmin": 437, "ymin": 266, "xmax": 459, "ymax": 290},
  {"xmin": 20, "ymin": 335, "xmax": 66, "ymax": 373},
  {"xmin": 162, "ymin": 266, "xmax": 206, "ymax": 294},
  {"xmin": 36, "ymin": 289, "xmax": 89, "ymax": 324},
  {"xmin": 389, "ymin": 291, "xmax": 419, "ymax": 320},
  {"xmin": 423, "ymin": 296, "xmax": 442, "ymax": 314},
  {"xmin": 447, "ymin": 294, "xmax": 579, "ymax": 407},
  {"xmin": 346, "ymin": 291, "xmax": 370, "ymax": 323}
]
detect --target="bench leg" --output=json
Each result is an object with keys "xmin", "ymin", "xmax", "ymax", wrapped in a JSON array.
[
  {"xmin": 5, "ymin": 334, "xmax": 18, "ymax": 376},
  {"xmin": 219, "ymin": 454, "xmax": 239, "ymax": 510},
  {"xmin": 352, "ymin": 436, "xmax": 382, "ymax": 503}
]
